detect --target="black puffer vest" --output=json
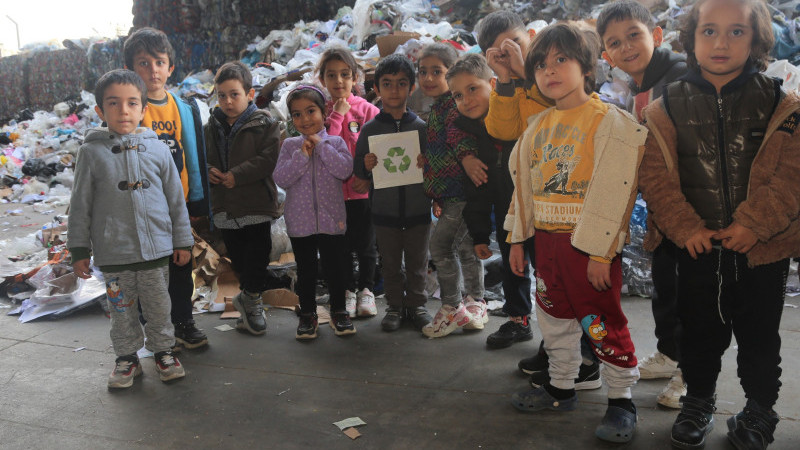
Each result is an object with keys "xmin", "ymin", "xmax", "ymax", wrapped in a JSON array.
[{"xmin": 664, "ymin": 67, "xmax": 782, "ymax": 230}]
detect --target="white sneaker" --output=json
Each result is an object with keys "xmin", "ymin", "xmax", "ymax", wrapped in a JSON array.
[
  {"xmin": 345, "ymin": 290, "xmax": 357, "ymax": 318},
  {"xmin": 422, "ymin": 303, "xmax": 473, "ymax": 338},
  {"xmin": 657, "ymin": 370, "xmax": 686, "ymax": 409},
  {"xmin": 463, "ymin": 295, "xmax": 488, "ymax": 330},
  {"xmin": 638, "ymin": 351, "xmax": 678, "ymax": 379},
  {"xmin": 356, "ymin": 288, "xmax": 377, "ymax": 317}
]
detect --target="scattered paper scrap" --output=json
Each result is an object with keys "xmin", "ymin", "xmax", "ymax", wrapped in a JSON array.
[
  {"xmin": 220, "ymin": 297, "xmax": 241, "ymax": 319},
  {"xmin": 215, "ymin": 324, "xmax": 235, "ymax": 331},
  {"xmin": 333, "ymin": 417, "xmax": 366, "ymax": 431},
  {"xmin": 73, "ymin": 346, "xmax": 86, "ymax": 352},
  {"xmin": 277, "ymin": 388, "xmax": 291, "ymax": 396},
  {"xmin": 343, "ymin": 428, "xmax": 361, "ymax": 440}
]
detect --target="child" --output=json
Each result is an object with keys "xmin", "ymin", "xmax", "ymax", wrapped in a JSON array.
[
  {"xmin": 505, "ymin": 24, "xmax": 646, "ymax": 443},
  {"xmin": 638, "ymin": 0, "xmax": 800, "ymax": 447},
  {"xmin": 597, "ymin": 0, "xmax": 689, "ymax": 409},
  {"xmin": 123, "ymin": 27, "xmax": 210, "ymax": 349},
  {"xmin": 318, "ymin": 47, "xmax": 381, "ymax": 318},
  {"xmin": 352, "ymin": 54, "xmax": 432, "ymax": 332},
  {"xmin": 419, "ymin": 43, "xmax": 486, "ymax": 338},
  {"xmin": 274, "ymin": 85, "xmax": 356, "ymax": 340},
  {"xmin": 68, "ymin": 69, "xmax": 193, "ymax": 388},
  {"xmin": 204, "ymin": 61, "xmax": 281, "ymax": 336}
]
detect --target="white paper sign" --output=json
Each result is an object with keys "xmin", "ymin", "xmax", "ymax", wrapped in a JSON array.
[{"xmin": 368, "ymin": 130, "xmax": 423, "ymax": 189}]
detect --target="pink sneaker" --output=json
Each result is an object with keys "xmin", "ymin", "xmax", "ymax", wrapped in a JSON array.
[
  {"xmin": 422, "ymin": 303, "xmax": 473, "ymax": 338},
  {"xmin": 463, "ymin": 296, "xmax": 488, "ymax": 330}
]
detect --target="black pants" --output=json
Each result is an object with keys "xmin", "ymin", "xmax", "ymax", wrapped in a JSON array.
[
  {"xmin": 650, "ymin": 239, "xmax": 680, "ymax": 361},
  {"xmin": 168, "ymin": 258, "xmax": 194, "ymax": 324},
  {"xmin": 345, "ymin": 199, "xmax": 377, "ymax": 291},
  {"xmin": 290, "ymin": 233, "xmax": 348, "ymax": 314},
  {"xmin": 221, "ymin": 222, "xmax": 271, "ymax": 294},
  {"xmin": 497, "ymin": 226, "xmax": 535, "ymax": 317},
  {"xmin": 678, "ymin": 249, "xmax": 787, "ymax": 408}
]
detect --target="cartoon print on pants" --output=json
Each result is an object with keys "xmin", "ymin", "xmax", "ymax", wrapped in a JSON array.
[
  {"xmin": 106, "ymin": 277, "xmax": 133, "ymax": 312},
  {"xmin": 535, "ymin": 276, "xmax": 553, "ymax": 308},
  {"xmin": 581, "ymin": 314, "xmax": 614, "ymax": 356}
]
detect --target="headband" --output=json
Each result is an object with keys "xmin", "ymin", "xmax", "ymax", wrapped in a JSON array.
[{"xmin": 287, "ymin": 84, "xmax": 327, "ymax": 104}]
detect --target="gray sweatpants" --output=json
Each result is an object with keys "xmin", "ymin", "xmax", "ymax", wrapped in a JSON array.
[
  {"xmin": 103, "ymin": 266, "xmax": 174, "ymax": 356},
  {"xmin": 429, "ymin": 201, "xmax": 484, "ymax": 306}
]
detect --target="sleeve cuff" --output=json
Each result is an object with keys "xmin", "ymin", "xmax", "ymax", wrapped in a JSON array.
[
  {"xmin": 495, "ymin": 81, "xmax": 516, "ymax": 97},
  {"xmin": 589, "ymin": 255, "xmax": 613, "ymax": 264},
  {"xmin": 69, "ymin": 247, "xmax": 91, "ymax": 263}
]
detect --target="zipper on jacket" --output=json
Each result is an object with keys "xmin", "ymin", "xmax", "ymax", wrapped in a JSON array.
[{"xmin": 716, "ymin": 95, "xmax": 733, "ymax": 226}]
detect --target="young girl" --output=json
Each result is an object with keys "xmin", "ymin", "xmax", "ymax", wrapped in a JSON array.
[
  {"xmin": 419, "ymin": 43, "xmax": 487, "ymax": 338},
  {"xmin": 274, "ymin": 85, "xmax": 356, "ymax": 340},
  {"xmin": 638, "ymin": 0, "xmax": 800, "ymax": 448},
  {"xmin": 318, "ymin": 47, "xmax": 381, "ymax": 318}
]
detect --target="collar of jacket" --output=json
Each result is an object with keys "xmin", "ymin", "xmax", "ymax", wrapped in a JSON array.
[
  {"xmin": 632, "ymin": 47, "xmax": 687, "ymax": 93},
  {"xmin": 211, "ymin": 102, "xmax": 258, "ymax": 134},
  {"xmin": 678, "ymin": 62, "xmax": 764, "ymax": 95},
  {"xmin": 374, "ymin": 108, "xmax": 419, "ymax": 124}
]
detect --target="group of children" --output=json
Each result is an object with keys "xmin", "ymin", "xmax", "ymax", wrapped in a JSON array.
[{"xmin": 67, "ymin": 0, "xmax": 798, "ymax": 447}]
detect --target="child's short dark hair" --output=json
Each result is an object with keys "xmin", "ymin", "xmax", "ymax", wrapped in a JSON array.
[
  {"xmin": 375, "ymin": 54, "xmax": 416, "ymax": 89},
  {"xmin": 596, "ymin": 0, "xmax": 655, "ymax": 42},
  {"xmin": 214, "ymin": 61, "xmax": 253, "ymax": 92},
  {"xmin": 526, "ymin": 23, "xmax": 598, "ymax": 95},
  {"xmin": 123, "ymin": 27, "xmax": 176, "ymax": 69},
  {"xmin": 94, "ymin": 69, "xmax": 148, "ymax": 112},
  {"xmin": 286, "ymin": 85, "xmax": 327, "ymax": 114},
  {"xmin": 680, "ymin": 0, "xmax": 774, "ymax": 72},
  {"xmin": 445, "ymin": 54, "xmax": 493, "ymax": 83},
  {"xmin": 476, "ymin": 11, "xmax": 525, "ymax": 54},
  {"xmin": 317, "ymin": 46, "xmax": 361, "ymax": 82},
  {"xmin": 418, "ymin": 43, "xmax": 460, "ymax": 69}
]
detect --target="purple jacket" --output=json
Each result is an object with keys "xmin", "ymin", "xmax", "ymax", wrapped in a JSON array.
[{"xmin": 274, "ymin": 129, "xmax": 353, "ymax": 237}]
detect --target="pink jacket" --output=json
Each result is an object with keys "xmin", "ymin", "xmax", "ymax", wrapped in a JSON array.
[{"xmin": 326, "ymin": 93, "xmax": 379, "ymax": 200}]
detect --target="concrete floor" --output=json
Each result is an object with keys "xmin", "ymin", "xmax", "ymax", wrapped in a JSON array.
[{"xmin": 0, "ymin": 203, "xmax": 798, "ymax": 449}]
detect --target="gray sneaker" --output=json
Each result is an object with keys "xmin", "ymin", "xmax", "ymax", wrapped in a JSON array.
[
  {"xmin": 107, "ymin": 354, "xmax": 141, "ymax": 389},
  {"xmin": 233, "ymin": 290, "xmax": 266, "ymax": 335},
  {"xmin": 154, "ymin": 351, "xmax": 185, "ymax": 382}
]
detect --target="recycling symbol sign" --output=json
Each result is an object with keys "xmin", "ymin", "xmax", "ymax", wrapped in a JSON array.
[{"xmin": 383, "ymin": 147, "xmax": 412, "ymax": 173}]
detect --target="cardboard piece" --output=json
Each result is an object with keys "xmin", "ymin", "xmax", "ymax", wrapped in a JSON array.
[
  {"xmin": 316, "ymin": 305, "xmax": 331, "ymax": 324},
  {"xmin": 376, "ymin": 32, "xmax": 420, "ymax": 57},
  {"xmin": 262, "ymin": 288, "xmax": 299, "ymax": 310},
  {"xmin": 343, "ymin": 428, "xmax": 361, "ymax": 440},
  {"xmin": 220, "ymin": 296, "xmax": 241, "ymax": 319}
]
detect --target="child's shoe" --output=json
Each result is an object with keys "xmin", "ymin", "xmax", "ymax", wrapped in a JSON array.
[
  {"xmin": 671, "ymin": 395, "xmax": 715, "ymax": 449},
  {"xmin": 381, "ymin": 306, "xmax": 403, "ymax": 332},
  {"xmin": 529, "ymin": 360, "xmax": 602, "ymax": 391},
  {"xmin": 511, "ymin": 386, "xmax": 577, "ymax": 412},
  {"xmin": 657, "ymin": 370, "xmax": 687, "ymax": 409},
  {"xmin": 486, "ymin": 316, "xmax": 533, "ymax": 348},
  {"xmin": 406, "ymin": 306, "xmax": 432, "ymax": 330},
  {"xmin": 233, "ymin": 290, "xmax": 266, "ymax": 335},
  {"xmin": 463, "ymin": 295, "xmax": 488, "ymax": 330},
  {"xmin": 330, "ymin": 312, "xmax": 357, "ymax": 336},
  {"xmin": 595, "ymin": 403, "xmax": 637, "ymax": 443},
  {"xmin": 107, "ymin": 354, "xmax": 141, "ymax": 389},
  {"xmin": 726, "ymin": 399, "xmax": 779, "ymax": 450},
  {"xmin": 154, "ymin": 350, "xmax": 185, "ymax": 382},
  {"xmin": 296, "ymin": 312, "xmax": 319, "ymax": 340},
  {"xmin": 356, "ymin": 288, "xmax": 377, "ymax": 317},
  {"xmin": 174, "ymin": 319, "xmax": 208, "ymax": 349},
  {"xmin": 518, "ymin": 340, "xmax": 548, "ymax": 375},
  {"xmin": 421, "ymin": 303, "xmax": 473, "ymax": 338},
  {"xmin": 638, "ymin": 351, "xmax": 678, "ymax": 379},
  {"xmin": 345, "ymin": 290, "xmax": 358, "ymax": 318}
]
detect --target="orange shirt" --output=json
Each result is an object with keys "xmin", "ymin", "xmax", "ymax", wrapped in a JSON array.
[{"xmin": 143, "ymin": 94, "xmax": 189, "ymax": 200}]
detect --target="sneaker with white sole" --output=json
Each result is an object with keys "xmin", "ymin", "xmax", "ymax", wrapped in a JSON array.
[
  {"xmin": 421, "ymin": 303, "xmax": 473, "ymax": 338},
  {"xmin": 154, "ymin": 350, "xmax": 185, "ymax": 382},
  {"xmin": 529, "ymin": 360, "xmax": 603, "ymax": 391},
  {"xmin": 356, "ymin": 288, "xmax": 377, "ymax": 317},
  {"xmin": 657, "ymin": 370, "xmax": 687, "ymax": 409},
  {"xmin": 345, "ymin": 290, "xmax": 358, "ymax": 318},
  {"xmin": 107, "ymin": 354, "xmax": 142, "ymax": 389},
  {"xmin": 463, "ymin": 295, "xmax": 488, "ymax": 330},
  {"xmin": 638, "ymin": 351, "xmax": 678, "ymax": 379}
]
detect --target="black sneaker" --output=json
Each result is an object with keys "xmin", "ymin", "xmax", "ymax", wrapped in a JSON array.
[
  {"xmin": 330, "ymin": 312, "xmax": 356, "ymax": 336},
  {"xmin": 671, "ymin": 395, "xmax": 715, "ymax": 449},
  {"xmin": 406, "ymin": 306, "xmax": 432, "ymax": 330},
  {"xmin": 174, "ymin": 320, "xmax": 208, "ymax": 349},
  {"xmin": 296, "ymin": 312, "xmax": 318, "ymax": 340},
  {"xmin": 381, "ymin": 306, "xmax": 403, "ymax": 332},
  {"xmin": 529, "ymin": 360, "xmax": 602, "ymax": 390},
  {"xmin": 486, "ymin": 317, "xmax": 533, "ymax": 349},
  {"xmin": 726, "ymin": 399, "xmax": 779, "ymax": 450},
  {"xmin": 518, "ymin": 340, "xmax": 548, "ymax": 374}
]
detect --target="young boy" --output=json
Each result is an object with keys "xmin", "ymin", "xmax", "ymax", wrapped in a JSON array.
[
  {"xmin": 597, "ymin": 0, "xmax": 688, "ymax": 409},
  {"xmin": 352, "ymin": 54, "xmax": 432, "ymax": 332},
  {"xmin": 69, "ymin": 69, "xmax": 193, "ymax": 388},
  {"xmin": 639, "ymin": 0, "xmax": 800, "ymax": 447},
  {"xmin": 123, "ymin": 27, "xmax": 210, "ymax": 349},
  {"xmin": 506, "ymin": 24, "xmax": 646, "ymax": 443},
  {"xmin": 205, "ymin": 61, "xmax": 281, "ymax": 336}
]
